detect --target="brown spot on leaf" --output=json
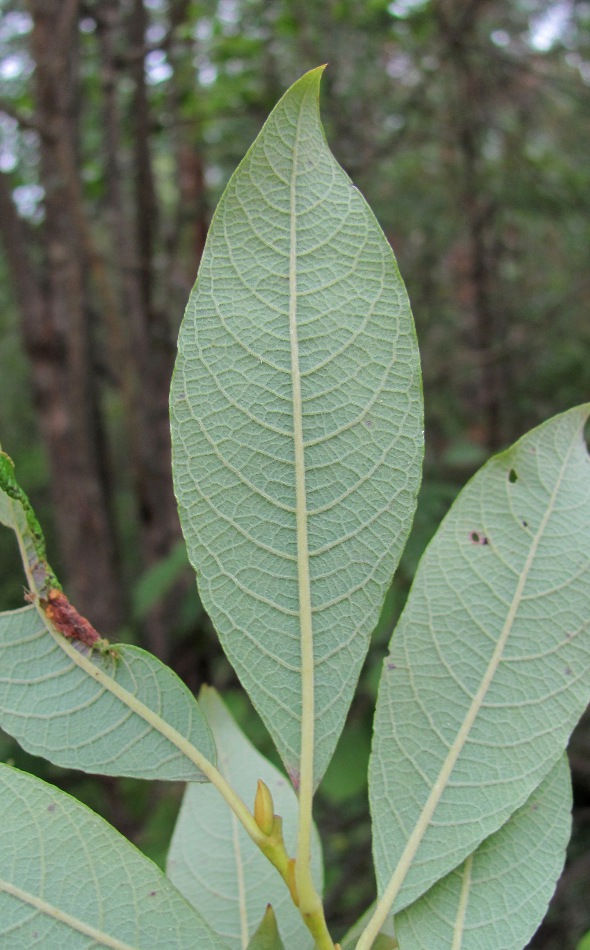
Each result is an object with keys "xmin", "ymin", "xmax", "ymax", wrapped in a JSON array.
[{"xmin": 43, "ymin": 589, "xmax": 102, "ymax": 648}]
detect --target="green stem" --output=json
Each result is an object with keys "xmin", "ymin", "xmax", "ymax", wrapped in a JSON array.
[{"xmin": 304, "ymin": 906, "xmax": 337, "ymax": 949}]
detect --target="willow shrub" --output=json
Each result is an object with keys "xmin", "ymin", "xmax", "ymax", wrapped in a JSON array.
[{"xmin": 1, "ymin": 68, "xmax": 589, "ymax": 950}]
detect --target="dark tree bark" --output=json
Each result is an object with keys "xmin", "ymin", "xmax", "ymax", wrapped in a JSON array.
[
  {"xmin": 92, "ymin": 0, "xmax": 201, "ymax": 657},
  {"xmin": 120, "ymin": 0, "xmax": 188, "ymax": 657},
  {"xmin": 436, "ymin": 0, "xmax": 505, "ymax": 451},
  {"xmin": 2, "ymin": 0, "xmax": 208, "ymax": 655},
  {"xmin": 1, "ymin": 0, "xmax": 125, "ymax": 633}
]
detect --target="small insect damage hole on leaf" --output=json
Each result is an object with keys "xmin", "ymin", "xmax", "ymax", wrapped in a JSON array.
[
  {"xmin": 469, "ymin": 530, "xmax": 489, "ymax": 546},
  {"xmin": 508, "ymin": 468, "xmax": 518, "ymax": 483}
]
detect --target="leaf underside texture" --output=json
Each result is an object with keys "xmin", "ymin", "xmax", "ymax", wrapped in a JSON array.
[
  {"xmin": 0, "ymin": 605, "xmax": 216, "ymax": 781},
  {"xmin": 171, "ymin": 67, "xmax": 423, "ymax": 787},
  {"xmin": 0, "ymin": 765, "xmax": 222, "ymax": 949},
  {"xmin": 395, "ymin": 754, "xmax": 571, "ymax": 950},
  {"xmin": 370, "ymin": 405, "xmax": 590, "ymax": 915}
]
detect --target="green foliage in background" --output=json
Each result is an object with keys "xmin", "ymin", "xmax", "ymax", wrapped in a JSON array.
[{"xmin": 1, "ymin": 68, "xmax": 589, "ymax": 950}]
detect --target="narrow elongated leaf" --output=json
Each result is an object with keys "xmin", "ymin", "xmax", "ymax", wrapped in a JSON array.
[
  {"xmin": 170, "ymin": 67, "xmax": 423, "ymax": 787},
  {"xmin": 167, "ymin": 688, "xmax": 322, "ymax": 949},
  {"xmin": 0, "ymin": 765, "xmax": 225, "ymax": 949},
  {"xmin": 0, "ymin": 605, "xmax": 215, "ymax": 781},
  {"xmin": 395, "ymin": 755, "xmax": 571, "ymax": 950},
  {"xmin": 369, "ymin": 406, "xmax": 590, "ymax": 915}
]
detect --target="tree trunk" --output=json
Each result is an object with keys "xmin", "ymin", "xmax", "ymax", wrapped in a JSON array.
[
  {"xmin": 15, "ymin": 0, "xmax": 125, "ymax": 633},
  {"xmin": 93, "ymin": 0, "xmax": 192, "ymax": 657},
  {"xmin": 436, "ymin": 0, "xmax": 503, "ymax": 451},
  {"xmin": 5, "ymin": 0, "xmax": 207, "ymax": 651}
]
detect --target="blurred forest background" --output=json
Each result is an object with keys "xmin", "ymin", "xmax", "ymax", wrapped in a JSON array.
[{"xmin": 0, "ymin": 0, "xmax": 589, "ymax": 946}]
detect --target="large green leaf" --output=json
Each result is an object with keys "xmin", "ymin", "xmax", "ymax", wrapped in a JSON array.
[
  {"xmin": 0, "ymin": 765, "xmax": 224, "ymax": 949},
  {"xmin": 395, "ymin": 755, "xmax": 571, "ymax": 950},
  {"xmin": 170, "ymin": 67, "xmax": 423, "ymax": 787},
  {"xmin": 166, "ymin": 688, "xmax": 322, "ymax": 949},
  {"xmin": 0, "ymin": 604, "xmax": 215, "ymax": 781},
  {"xmin": 369, "ymin": 406, "xmax": 590, "ymax": 918}
]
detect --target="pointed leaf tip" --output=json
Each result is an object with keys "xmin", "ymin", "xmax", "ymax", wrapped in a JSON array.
[{"xmin": 247, "ymin": 904, "xmax": 285, "ymax": 950}]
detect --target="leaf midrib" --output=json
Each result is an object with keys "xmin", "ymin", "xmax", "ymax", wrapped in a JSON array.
[
  {"xmin": 452, "ymin": 854, "xmax": 473, "ymax": 950},
  {"xmin": 289, "ymin": 98, "xmax": 314, "ymax": 792},
  {"xmin": 219, "ymin": 747, "xmax": 250, "ymax": 949},
  {"xmin": 0, "ymin": 878, "xmax": 137, "ymax": 950}
]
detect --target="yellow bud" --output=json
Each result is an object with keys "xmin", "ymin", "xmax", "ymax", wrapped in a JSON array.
[{"xmin": 254, "ymin": 779, "xmax": 275, "ymax": 835}]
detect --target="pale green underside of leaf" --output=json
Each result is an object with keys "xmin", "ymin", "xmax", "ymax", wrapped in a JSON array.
[
  {"xmin": 0, "ymin": 765, "xmax": 224, "ymax": 949},
  {"xmin": 171, "ymin": 67, "xmax": 423, "ymax": 786},
  {"xmin": 370, "ymin": 405, "xmax": 590, "ymax": 913},
  {"xmin": 0, "ymin": 605, "xmax": 215, "ymax": 781},
  {"xmin": 167, "ymin": 688, "xmax": 322, "ymax": 949},
  {"xmin": 395, "ymin": 754, "xmax": 571, "ymax": 950}
]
